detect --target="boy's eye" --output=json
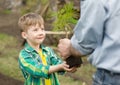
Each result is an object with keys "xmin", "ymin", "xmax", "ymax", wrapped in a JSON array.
[
  {"xmin": 33, "ymin": 28, "xmax": 38, "ymax": 31},
  {"xmin": 33, "ymin": 28, "xmax": 44, "ymax": 31},
  {"xmin": 41, "ymin": 28, "xmax": 44, "ymax": 30},
  {"xmin": 34, "ymin": 29, "xmax": 37, "ymax": 31}
]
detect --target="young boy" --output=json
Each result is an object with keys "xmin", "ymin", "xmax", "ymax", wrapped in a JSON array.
[{"xmin": 18, "ymin": 13, "xmax": 73, "ymax": 85}]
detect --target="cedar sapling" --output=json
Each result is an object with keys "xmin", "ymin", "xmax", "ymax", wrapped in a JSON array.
[{"xmin": 53, "ymin": 2, "xmax": 82, "ymax": 68}]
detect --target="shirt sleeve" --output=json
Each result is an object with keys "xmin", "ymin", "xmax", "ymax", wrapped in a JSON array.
[
  {"xmin": 48, "ymin": 47, "xmax": 65, "ymax": 74},
  {"xmin": 71, "ymin": 0, "xmax": 107, "ymax": 55},
  {"xmin": 19, "ymin": 50, "xmax": 50, "ymax": 78}
]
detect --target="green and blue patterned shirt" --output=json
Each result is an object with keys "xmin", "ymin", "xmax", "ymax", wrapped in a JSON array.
[{"xmin": 18, "ymin": 43, "xmax": 64, "ymax": 85}]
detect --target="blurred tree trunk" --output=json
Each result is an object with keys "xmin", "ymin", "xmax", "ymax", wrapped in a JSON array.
[
  {"xmin": 57, "ymin": 0, "xmax": 66, "ymax": 9},
  {"xmin": 0, "ymin": 0, "xmax": 80, "ymax": 15},
  {"xmin": 2, "ymin": 0, "xmax": 22, "ymax": 12},
  {"xmin": 49, "ymin": 0, "xmax": 57, "ymax": 12}
]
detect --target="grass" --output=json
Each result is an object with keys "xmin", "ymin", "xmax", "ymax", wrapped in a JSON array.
[
  {"xmin": 0, "ymin": 33, "xmax": 23, "ymax": 81},
  {"xmin": 0, "ymin": 33, "xmax": 96, "ymax": 85}
]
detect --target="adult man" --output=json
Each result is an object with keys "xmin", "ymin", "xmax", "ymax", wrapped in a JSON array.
[{"xmin": 58, "ymin": 0, "xmax": 120, "ymax": 85}]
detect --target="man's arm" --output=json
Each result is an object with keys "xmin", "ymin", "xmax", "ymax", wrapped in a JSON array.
[{"xmin": 58, "ymin": 38, "xmax": 82, "ymax": 59}]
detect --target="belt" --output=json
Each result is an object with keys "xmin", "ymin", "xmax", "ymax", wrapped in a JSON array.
[{"xmin": 98, "ymin": 68, "xmax": 120, "ymax": 76}]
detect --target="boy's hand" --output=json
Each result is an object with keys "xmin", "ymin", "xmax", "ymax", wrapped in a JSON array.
[
  {"xmin": 60, "ymin": 62, "xmax": 77, "ymax": 73},
  {"xmin": 67, "ymin": 67, "xmax": 77, "ymax": 73}
]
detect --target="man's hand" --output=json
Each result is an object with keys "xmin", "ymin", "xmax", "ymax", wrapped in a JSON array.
[
  {"xmin": 58, "ymin": 38, "xmax": 83, "ymax": 68},
  {"xmin": 58, "ymin": 38, "xmax": 72, "ymax": 59}
]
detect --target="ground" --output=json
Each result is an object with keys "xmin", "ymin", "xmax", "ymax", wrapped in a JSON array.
[
  {"xmin": 0, "ymin": 73, "xmax": 23, "ymax": 85},
  {"xmin": 0, "ymin": 13, "xmax": 24, "ymax": 85}
]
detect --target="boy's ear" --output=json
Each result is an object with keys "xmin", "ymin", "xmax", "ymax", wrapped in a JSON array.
[{"xmin": 21, "ymin": 32, "xmax": 27, "ymax": 39}]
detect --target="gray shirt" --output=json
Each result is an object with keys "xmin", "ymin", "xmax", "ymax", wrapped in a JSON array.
[{"xmin": 71, "ymin": 0, "xmax": 120, "ymax": 72}]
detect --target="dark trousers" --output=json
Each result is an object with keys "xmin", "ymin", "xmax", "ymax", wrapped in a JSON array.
[{"xmin": 92, "ymin": 68, "xmax": 120, "ymax": 85}]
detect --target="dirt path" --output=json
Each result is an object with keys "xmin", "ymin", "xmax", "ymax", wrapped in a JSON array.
[{"xmin": 0, "ymin": 73, "xmax": 23, "ymax": 85}]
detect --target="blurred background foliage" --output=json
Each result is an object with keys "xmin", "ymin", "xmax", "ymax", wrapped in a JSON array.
[{"xmin": 0, "ymin": 0, "xmax": 80, "ymax": 32}]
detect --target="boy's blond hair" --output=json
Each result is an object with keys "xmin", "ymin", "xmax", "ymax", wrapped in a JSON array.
[{"xmin": 18, "ymin": 13, "xmax": 44, "ymax": 32}]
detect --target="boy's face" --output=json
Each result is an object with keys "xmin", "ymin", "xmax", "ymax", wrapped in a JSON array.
[{"xmin": 22, "ymin": 23, "xmax": 46, "ymax": 46}]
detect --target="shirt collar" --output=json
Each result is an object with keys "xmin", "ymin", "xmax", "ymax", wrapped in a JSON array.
[{"xmin": 24, "ymin": 43, "xmax": 48, "ymax": 53}]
